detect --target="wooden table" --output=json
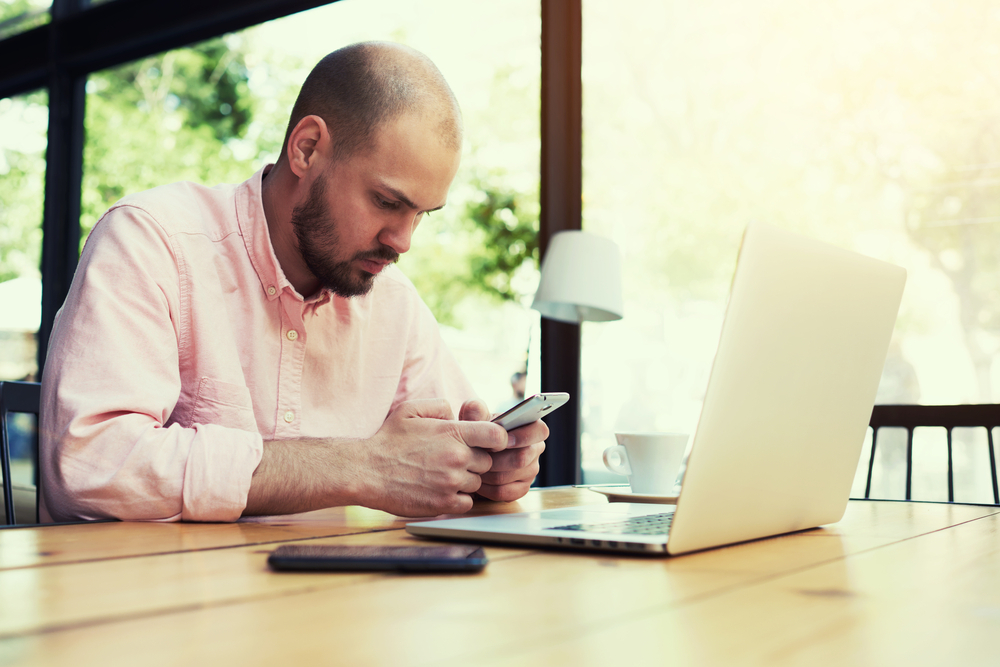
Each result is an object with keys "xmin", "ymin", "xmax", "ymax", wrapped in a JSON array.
[{"xmin": 1, "ymin": 488, "xmax": 999, "ymax": 666}]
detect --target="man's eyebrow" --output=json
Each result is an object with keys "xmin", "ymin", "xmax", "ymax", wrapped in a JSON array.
[{"xmin": 380, "ymin": 184, "xmax": 445, "ymax": 213}]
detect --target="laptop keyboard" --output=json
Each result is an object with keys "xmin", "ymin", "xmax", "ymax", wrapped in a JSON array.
[{"xmin": 546, "ymin": 512, "xmax": 674, "ymax": 536}]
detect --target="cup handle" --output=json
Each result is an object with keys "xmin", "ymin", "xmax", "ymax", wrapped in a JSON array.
[{"xmin": 603, "ymin": 445, "xmax": 632, "ymax": 476}]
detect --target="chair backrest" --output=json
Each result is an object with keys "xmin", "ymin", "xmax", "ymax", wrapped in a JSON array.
[
  {"xmin": 0, "ymin": 381, "xmax": 41, "ymax": 525},
  {"xmin": 857, "ymin": 404, "xmax": 1000, "ymax": 505}
]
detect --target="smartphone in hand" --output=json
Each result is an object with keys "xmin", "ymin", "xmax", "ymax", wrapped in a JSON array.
[{"xmin": 491, "ymin": 392, "xmax": 570, "ymax": 431}]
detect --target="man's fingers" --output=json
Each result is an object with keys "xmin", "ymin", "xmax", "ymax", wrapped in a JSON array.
[
  {"xmin": 388, "ymin": 399, "xmax": 509, "ymax": 451},
  {"xmin": 456, "ymin": 420, "xmax": 509, "ymax": 452},
  {"xmin": 506, "ymin": 419, "xmax": 549, "ymax": 448},
  {"xmin": 466, "ymin": 448, "xmax": 493, "ymax": 475},
  {"xmin": 488, "ymin": 442, "xmax": 545, "ymax": 473},
  {"xmin": 459, "ymin": 399, "xmax": 491, "ymax": 422},
  {"xmin": 481, "ymin": 460, "xmax": 540, "ymax": 486},
  {"xmin": 451, "ymin": 493, "xmax": 475, "ymax": 515},
  {"xmin": 478, "ymin": 480, "xmax": 533, "ymax": 503},
  {"xmin": 421, "ymin": 493, "xmax": 473, "ymax": 517},
  {"xmin": 458, "ymin": 471, "xmax": 484, "ymax": 495},
  {"xmin": 398, "ymin": 398, "xmax": 456, "ymax": 421}
]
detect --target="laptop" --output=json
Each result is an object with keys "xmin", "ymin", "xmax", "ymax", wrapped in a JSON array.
[{"xmin": 407, "ymin": 222, "xmax": 907, "ymax": 556}]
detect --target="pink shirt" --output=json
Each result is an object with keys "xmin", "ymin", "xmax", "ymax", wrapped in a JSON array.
[{"xmin": 40, "ymin": 166, "xmax": 476, "ymax": 522}]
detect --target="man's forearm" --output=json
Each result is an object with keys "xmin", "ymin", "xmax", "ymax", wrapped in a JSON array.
[{"xmin": 243, "ymin": 437, "xmax": 366, "ymax": 516}]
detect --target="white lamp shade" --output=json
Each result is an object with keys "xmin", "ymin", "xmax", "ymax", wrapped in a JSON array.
[{"xmin": 531, "ymin": 231, "xmax": 624, "ymax": 323}]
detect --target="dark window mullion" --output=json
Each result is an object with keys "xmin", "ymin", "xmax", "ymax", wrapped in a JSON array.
[
  {"xmin": 38, "ymin": 0, "xmax": 86, "ymax": 377},
  {"xmin": 538, "ymin": 0, "xmax": 583, "ymax": 486}
]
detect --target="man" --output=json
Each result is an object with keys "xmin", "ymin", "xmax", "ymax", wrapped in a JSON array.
[{"xmin": 39, "ymin": 42, "xmax": 547, "ymax": 522}]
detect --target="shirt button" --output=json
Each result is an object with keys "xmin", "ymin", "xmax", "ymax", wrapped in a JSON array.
[
  {"xmin": 286, "ymin": 330, "xmax": 299, "ymax": 341},
  {"xmin": 283, "ymin": 410, "xmax": 295, "ymax": 423},
  {"xmin": 267, "ymin": 286, "xmax": 277, "ymax": 296}
]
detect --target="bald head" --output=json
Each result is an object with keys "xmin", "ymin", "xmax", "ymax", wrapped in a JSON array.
[{"xmin": 280, "ymin": 42, "xmax": 462, "ymax": 165}]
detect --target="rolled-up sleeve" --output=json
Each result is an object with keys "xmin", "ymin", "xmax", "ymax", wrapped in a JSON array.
[{"xmin": 40, "ymin": 203, "xmax": 263, "ymax": 523}]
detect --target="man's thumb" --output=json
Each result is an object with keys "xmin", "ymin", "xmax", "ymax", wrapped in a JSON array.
[{"xmin": 459, "ymin": 399, "xmax": 491, "ymax": 422}]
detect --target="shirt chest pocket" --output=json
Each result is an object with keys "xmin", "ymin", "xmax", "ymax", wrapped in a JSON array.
[{"xmin": 192, "ymin": 377, "xmax": 258, "ymax": 434}]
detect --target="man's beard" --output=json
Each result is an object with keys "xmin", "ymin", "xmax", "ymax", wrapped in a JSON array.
[{"xmin": 290, "ymin": 173, "xmax": 399, "ymax": 298}]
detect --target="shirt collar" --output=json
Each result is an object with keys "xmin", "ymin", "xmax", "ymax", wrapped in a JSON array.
[{"xmin": 236, "ymin": 164, "xmax": 332, "ymax": 307}]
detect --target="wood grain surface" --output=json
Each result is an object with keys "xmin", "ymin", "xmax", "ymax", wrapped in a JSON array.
[{"xmin": 1, "ymin": 489, "xmax": 996, "ymax": 667}]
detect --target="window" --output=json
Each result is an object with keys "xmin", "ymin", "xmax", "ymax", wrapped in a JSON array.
[
  {"xmin": 0, "ymin": 90, "xmax": 46, "ymax": 382},
  {"xmin": 0, "ymin": 0, "xmax": 50, "ymax": 40},
  {"xmin": 581, "ymin": 0, "xmax": 1000, "ymax": 496}
]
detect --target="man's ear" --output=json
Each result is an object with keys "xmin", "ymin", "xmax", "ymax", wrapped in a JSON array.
[{"xmin": 285, "ymin": 115, "xmax": 330, "ymax": 178}]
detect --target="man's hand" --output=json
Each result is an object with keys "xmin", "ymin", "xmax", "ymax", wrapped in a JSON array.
[
  {"xmin": 359, "ymin": 399, "xmax": 509, "ymax": 517},
  {"xmin": 244, "ymin": 398, "xmax": 537, "ymax": 520},
  {"xmin": 459, "ymin": 399, "xmax": 547, "ymax": 503}
]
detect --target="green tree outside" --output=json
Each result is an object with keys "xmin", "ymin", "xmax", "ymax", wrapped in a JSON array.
[
  {"xmin": 82, "ymin": 36, "xmax": 265, "ymax": 240},
  {"xmin": 0, "ymin": 90, "xmax": 46, "ymax": 284},
  {"xmin": 0, "ymin": 0, "xmax": 50, "ymax": 40}
]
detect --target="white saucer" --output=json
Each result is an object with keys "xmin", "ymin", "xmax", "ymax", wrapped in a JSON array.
[{"xmin": 587, "ymin": 485, "xmax": 678, "ymax": 505}]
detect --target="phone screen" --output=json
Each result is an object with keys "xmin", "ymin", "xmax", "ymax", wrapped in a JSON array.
[{"xmin": 267, "ymin": 544, "xmax": 488, "ymax": 573}]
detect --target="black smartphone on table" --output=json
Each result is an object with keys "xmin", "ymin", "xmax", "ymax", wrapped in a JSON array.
[{"xmin": 267, "ymin": 544, "xmax": 488, "ymax": 573}]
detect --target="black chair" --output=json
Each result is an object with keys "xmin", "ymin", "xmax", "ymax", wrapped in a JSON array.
[
  {"xmin": 0, "ymin": 380, "xmax": 41, "ymax": 525},
  {"xmin": 856, "ymin": 404, "xmax": 1000, "ymax": 505}
]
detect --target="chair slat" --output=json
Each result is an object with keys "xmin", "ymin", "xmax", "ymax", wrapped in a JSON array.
[
  {"xmin": 990, "ymin": 428, "xmax": 999, "ymax": 505},
  {"xmin": 946, "ymin": 427, "xmax": 954, "ymax": 503},
  {"xmin": 864, "ymin": 427, "xmax": 879, "ymax": 500},
  {"xmin": 0, "ymin": 381, "xmax": 41, "ymax": 525},
  {"xmin": 905, "ymin": 427, "xmax": 913, "ymax": 501}
]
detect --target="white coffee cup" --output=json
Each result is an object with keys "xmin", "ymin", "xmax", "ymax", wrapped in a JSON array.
[{"xmin": 603, "ymin": 432, "xmax": 689, "ymax": 495}]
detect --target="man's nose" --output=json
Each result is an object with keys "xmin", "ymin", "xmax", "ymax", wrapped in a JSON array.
[{"xmin": 377, "ymin": 214, "xmax": 418, "ymax": 255}]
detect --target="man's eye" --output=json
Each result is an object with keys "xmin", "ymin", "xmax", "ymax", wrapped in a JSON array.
[{"xmin": 375, "ymin": 196, "xmax": 398, "ymax": 210}]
